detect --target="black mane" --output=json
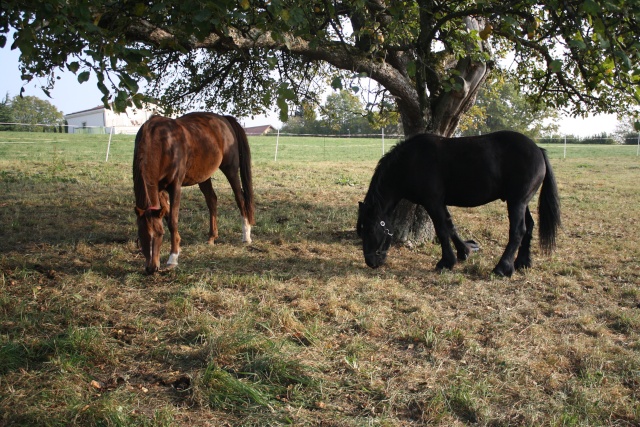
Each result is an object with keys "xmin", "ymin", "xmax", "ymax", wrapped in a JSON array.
[{"xmin": 364, "ymin": 134, "xmax": 439, "ymax": 207}]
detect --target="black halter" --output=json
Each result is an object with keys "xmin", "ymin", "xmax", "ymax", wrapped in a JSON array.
[{"xmin": 364, "ymin": 220, "xmax": 394, "ymax": 258}]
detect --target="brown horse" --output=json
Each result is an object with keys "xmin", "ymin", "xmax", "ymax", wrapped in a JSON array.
[{"xmin": 133, "ymin": 112, "xmax": 255, "ymax": 274}]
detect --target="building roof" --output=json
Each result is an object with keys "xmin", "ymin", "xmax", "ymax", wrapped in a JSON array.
[
  {"xmin": 64, "ymin": 105, "xmax": 105, "ymax": 118},
  {"xmin": 64, "ymin": 103, "xmax": 158, "ymax": 118},
  {"xmin": 244, "ymin": 125, "xmax": 275, "ymax": 135}
]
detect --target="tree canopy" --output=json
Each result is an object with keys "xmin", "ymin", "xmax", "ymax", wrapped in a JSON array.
[
  {"xmin": 0, "ymin": 94, "xmax": 64, "ymax": 131},
  {"xmin": 322, "ymin": 91, "xmax": 370, "ymax": 134},
  {"xmin": 281, "ymin": 90, "xmax": 395, "ymax": 135},
  {"xmin": 2, "ymin": 0, "xmax": 639, "ymax": 137}
]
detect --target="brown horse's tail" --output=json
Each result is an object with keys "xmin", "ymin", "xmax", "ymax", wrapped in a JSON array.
[
  {"xmin": 538, "ymin": 149, "xmax": 561, "ymax": 254},
  {"xmin": 225, "ymin": 115, "xmax": 255, "ymax": 225}
]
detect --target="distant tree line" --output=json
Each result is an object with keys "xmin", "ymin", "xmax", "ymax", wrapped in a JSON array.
[
  {"xmin": 540, "ymin": 133, "xmax": 618, "ymax": 145},
  {"xmin": 541, "ymin": 115, "xmax": 640, "ymax": 145},
  {"xmin": 0, "ymin": 94, "xmax": 66, "ymax": 132},
  {"xmin": 281, "ymin": 76, "xmax": 638, "ymax": 145}
]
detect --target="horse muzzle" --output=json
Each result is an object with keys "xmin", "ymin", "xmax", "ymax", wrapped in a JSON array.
[
  {"xmin": 364, "ymin": 251, "xmax": 387, "ymax": 269},
  {"xmin": 145, "ymin": 264, "xmax": 160, "ymax": 275}
]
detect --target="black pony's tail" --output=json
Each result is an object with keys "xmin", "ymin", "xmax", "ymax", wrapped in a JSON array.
[
  {"xmin": 538, "ymin": 149, "xmax": 561, "ymax": 254},
  {"xmin": 225, "ymin": 115, "xmax": 255, "ymax": 225}
]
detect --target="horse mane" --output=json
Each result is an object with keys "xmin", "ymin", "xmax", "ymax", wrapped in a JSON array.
[
  {"xmin": 133, "ymin": 117, "xmax": 166, "ymax": 210},
  {"xmin": 364, "ymin": 134, "xmax": 434, "ymax": 208}
]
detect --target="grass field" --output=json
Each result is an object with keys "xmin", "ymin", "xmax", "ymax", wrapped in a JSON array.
[
  {"xmin": 1, "ymin": 131, "xmax": 639, "ymax": 426},
  {"xmin": 1, "ymin": 131, "xmax": 639, "ymax": 163}
]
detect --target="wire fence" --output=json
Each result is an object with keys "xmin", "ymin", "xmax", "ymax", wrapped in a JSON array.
[{"xmin": 1, "ymin": 124, "xmax": 639, "ymax": 164}]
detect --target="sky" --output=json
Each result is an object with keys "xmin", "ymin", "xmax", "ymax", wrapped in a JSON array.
[{"xmin": 0, "ymin": 45, "xmax": 620, "ymax": 136}]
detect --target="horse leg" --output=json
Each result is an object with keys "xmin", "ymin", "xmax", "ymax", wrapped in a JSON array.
[
  {"xmin": 221, "ymin": 167, "xmax": 252, "ymax": 244},
  {"xmin": 426, "ymin": 204, "xmax": 457, "ymax": 270},
  {"xmin": 166, "ymin": 185, "xmax": 182, "ymax": 268},
  {"xmin": 514, "ymin": 206, "xmax": 534, "ymax": 270},
  {"xmin": 198, "ymin": 179, "xmax": 218, "ymax": 244},
  {"xmin": 445, "ymin": 207, "xmax": 478, "ymax": 261},
  {"xmin": 493, "ymin": 202, "xmax": 527, "ymax": 277}
]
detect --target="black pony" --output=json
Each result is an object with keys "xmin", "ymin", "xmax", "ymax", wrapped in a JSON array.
[{"xmin": 357, "ymin": 130, "xmax": 561, "ymax": 277}]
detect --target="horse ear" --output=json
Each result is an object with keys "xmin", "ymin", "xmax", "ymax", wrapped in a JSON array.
[{"xmin": 135, "ymin": 207, "xmax": 145, "ymax": 217}]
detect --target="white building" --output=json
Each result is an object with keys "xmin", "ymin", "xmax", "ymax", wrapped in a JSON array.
[{"xmin": 64, "ymin": 104, "xmax": 159, "ymax": 134}]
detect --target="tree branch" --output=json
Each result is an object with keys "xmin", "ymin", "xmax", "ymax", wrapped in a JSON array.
[{"xmin": 122, "ymin": 20, "xmax": 421, "ymax": 113}]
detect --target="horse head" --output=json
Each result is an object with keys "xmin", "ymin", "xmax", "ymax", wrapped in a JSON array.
[
  {"xmin": 135, "ymin": 205, "xmax": 168, "ymax": 274},
  {"xmin": 357, "ymin": 201, "xmax": 394, "ymax": 269}
]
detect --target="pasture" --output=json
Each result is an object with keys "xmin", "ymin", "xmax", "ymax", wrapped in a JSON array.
[{"xmin": 1, "ymin": 131, "xmax": 639, "ymax": 426}]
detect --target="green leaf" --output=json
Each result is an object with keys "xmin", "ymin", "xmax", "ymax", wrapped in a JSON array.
[
  {"xmin": 634, "ymin": 121, "xmax": 640, "ymax": 132},
  {"xmin": 580, "ymin": 0, "xmax": 600, "ymax": 16},
  {"xmin": 97, "ymin": 81, "xmax": 109, "ymax": 96},
  {"xmin": 279, "ymin": 88, "xmax": 295, "ymax": 100},
  {"xmin": 120, "ymin": 73, "xmax": 139, "ymax": 93},
  {"xmin": 277, "ymin": 96, "xmax": 289, "ymax": 122},
  {"xmin": 406, "ymin": 61, "xmax": 416, "ymax": 77},
  {"xmin": 77, "ymin": 71, "xmax": 91, "ymax": 83},
  {"xmin": 277, "ymin": 83, "xmax": 296, "ymax": 101},
  {"xmin": 133, "ymin": 93, "xmax": 149, "ymax": 109},
  {"xmin": 114, "ymin": 91, "xmax": 129, "ymax": 112},
  {"xmin": 133, "ymin": 3, "xmax": 146, "ymax": 16},
  {"xmin": 331, "ymin": 77, "xmax": 343, "ymax": 90},
  {"xmin": 67, "ymin": 62, "xmax": 80, "ymax": 73},
  {"xmin": 615, "ymin": 50, "xmax": 632, "ymax": 71},
  {"xmin": 549, "ymin": 60, "xmax": 563, "ymax": 73},
  {"xmin": 602, "ymin": 57, "xmax": 615, "ymax": 73},
  {"xmin": 569, "ymin": 39, "xmax": 586, "ymax": 50}
]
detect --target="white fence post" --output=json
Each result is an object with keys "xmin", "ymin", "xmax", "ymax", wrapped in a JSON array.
[
  {"xmin": 381, "ymin": 127, "xmax": 385, "ymax": 155},
  {"xmin": 105, "ymin": 126, "xmax": 114, "ymax": 162},
  {"xmin": 563, "ymin": 136, "xmax": 567, "ymax": 159},
  {"xmin": 274, "ymin": 128, "xmax": 280, "ymax": 161}
]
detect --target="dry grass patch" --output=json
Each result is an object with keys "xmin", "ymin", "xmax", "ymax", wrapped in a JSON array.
[{"xmin": 1, "ymin": 148, "xmax": 639, "ymax": 425}]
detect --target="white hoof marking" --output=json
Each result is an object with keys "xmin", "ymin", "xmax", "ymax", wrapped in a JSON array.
[
  {"xmin": 167, "ymin": 252, "xmax": 179, "ymax": 266},
  {"xmin": 242, "ymin": 218, "xmax": 252, "ymax": 244}
]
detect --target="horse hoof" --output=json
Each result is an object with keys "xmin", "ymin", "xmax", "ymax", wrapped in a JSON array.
[
  {"xmin": 465, "ymin": 240, "xmax": 480, "ymax": 251},
  {"xmin": 514, "ymin": 258, "xmax": 531, "ymax": 270},
  {"xmin": 492, "ymin": 265, "xmax": 513, "ymax": 277},
  {"xmin": 436, "ymin": 259, "xmax": 455, "ymax": 271}
]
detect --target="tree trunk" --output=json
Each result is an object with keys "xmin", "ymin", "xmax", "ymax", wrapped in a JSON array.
[
  {"xmin": 390, "ymin": 17, "xmax": 492, "ymax": 247},
  {"xmin": 389, "ymin": 199, "xmax": 436, "ymax": 247}
]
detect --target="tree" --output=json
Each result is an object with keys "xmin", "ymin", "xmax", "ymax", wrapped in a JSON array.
[
  {"xmin": 8, "ymin": 95, "xmax": 64, "ymax": 132},
  {"xmin": 458, "ymin": 73, "xmax": 560, "ymax": 138},
  {"xmin": 321, "ymin": 90, "xmax": 372, "ymax": 135},
  {"xmin": 281, "ymin": 91, "xmax": 389, "ymax": 135},
  {"xmin": 614, "ymin": 115, "xmax": 640, "ymax": 145},
  {"xmin": 0, "ymin": 92, "xmax": 12, "ymax": 130},
  {"xmin": 2, "ymin": 0, "xmax": 639, "ymax": 241}
]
